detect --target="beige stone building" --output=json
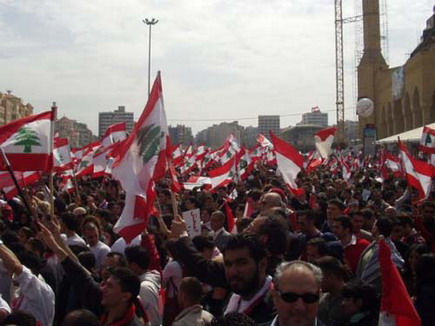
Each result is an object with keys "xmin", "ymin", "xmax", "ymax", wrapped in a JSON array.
[
  {"xmin": 56, "ymin": 116, "xmax": 94, "ymax": 148},
  {"xmin": 358, "ymin": 1, "xmax": 435, "ymax": 139},
  {"xmin": 0, "ymin": 91, "xmax": 33, "ymax": 126}
]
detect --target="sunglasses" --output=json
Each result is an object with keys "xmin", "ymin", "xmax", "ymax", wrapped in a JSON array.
[{"xmin": 278, "ymin": 291, "xmax": 319, "ymax": 304}]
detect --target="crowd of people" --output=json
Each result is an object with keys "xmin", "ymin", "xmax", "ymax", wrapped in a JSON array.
[{"xmin": 0, "ymin": 163, "xmax": 434, "ymax": 326}]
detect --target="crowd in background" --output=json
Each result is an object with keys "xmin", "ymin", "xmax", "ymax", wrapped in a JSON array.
[{"xmin": 0, "ymin": 163, "xmax": 434, "ymax": 326}]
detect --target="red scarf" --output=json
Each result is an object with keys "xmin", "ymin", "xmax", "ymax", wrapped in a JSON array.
[{"xmin": 100, "ymin": 304, "xmax": 136, "ymax": 326}]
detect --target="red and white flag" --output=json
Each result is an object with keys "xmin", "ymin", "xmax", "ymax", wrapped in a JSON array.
[
  {"xmin": 399, "ymin": 139, "xmax": 433, "ymax": 202},
  {"xmin": 314, "ymin": 127, "xmax": 337, "ymax": 159},
  {"xmin": 112, "ymin": 72, "xmax": 168, "ymax": 242},
  {"xmin": 224, "ymin": 200, "xmax": 236, "ymax": 233},
  {"xmin": 101, "ymin": 122, "xmax": 128, "ymax": 148},
  {"xmin": 0, "ymin": 171, "xmax": 41, "ymax": 199},
  {"xmin": 182, "ymin": 175, "xmax": 211, "ymax": 191},
  {"xmin": 0, "ymin": 111, "xmax": 54, "ymax": 172},
  {"xmin": 419, "ymin": 125, "xmax": 435, "ymax": 154},
  {"xmin": 379, "ymin": 239, "xmax": 421, "ymax": 326},
  {"xmin": 208, "ymin": 157, "xmax": 236, "ymax": 191},
  {"xmin": 271, "ymin": 132, "xmax": 304, "ymax": 196},
  {"xmin": 53, "ymin": 138, "xmax": 73, "ymax": 172},
  {"xmin": 257, "ymin": 133, "xmax": 273, "ymax": 149}
]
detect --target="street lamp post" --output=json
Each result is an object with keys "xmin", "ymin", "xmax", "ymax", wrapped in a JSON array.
[{"xmin": 142, "ymin": 18, "xmax": 159, "ymax": 97}]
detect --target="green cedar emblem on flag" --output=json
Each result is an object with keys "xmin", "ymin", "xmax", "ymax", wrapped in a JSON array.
[
  {"xmin": 425, "ymin": 134, "xmax": 432, "ymax": 146},
  {"xmin": 13, "ymin": 127, "xmax": 41, "ymax": 153},
  {"xmin": 137, "ymin": 124, "xmax": 165, "ymax": 164}
]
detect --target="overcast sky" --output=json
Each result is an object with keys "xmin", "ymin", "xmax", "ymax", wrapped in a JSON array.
[{"xmin": 0, "ymin": 0, "xmax": 433, "ymax": 135}]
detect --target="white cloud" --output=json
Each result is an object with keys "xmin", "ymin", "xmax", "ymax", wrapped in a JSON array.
[{"xmin": 0, "ymin": 0, "xmax": 433, "ymax": 136}]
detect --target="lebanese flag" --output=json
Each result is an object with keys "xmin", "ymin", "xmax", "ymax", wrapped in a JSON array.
[
  {"xmin": 314, "ymin": 127, "xmax": 337, "ymax": 159},
  {"xmin": 0, "ymin": 111, "xmax": 54, "ymax": 172},
  {"xmin": 340, "ymin": 157, "xmax": 351, "ymax": 181},
  {"xmin": 169, "ymin": 162, "xmax": 183, "ymax": 193},
  {"xmin": 224, "ymin": 200, "xmax": 236, "ymax": 233},
  {"xmin": 53, "ymin": 138, "xmax": 73, "ymax": 172},
  {"xmin": 172, "ymin": 144, "xmax": 184, "ymax": 166},
  {"xmin": 112, "ymin": 72, "xmax": 168, "ymax": 242},
  {"xmin": 208, "ymin": 157, "xmax": 236, "ymax": 191},
  {"xmin": 419, "ymin": 126, "xmax": 435, "ymax": 154},
  {"xmin": 101, "ymin": 122, "xmax": 128, "ymax": 148},
  {"xmin": 182, "ymin": 175, "xmax": 211, "ymax": 190},
  {"xmin": 0, "ymin": 171, "xmax": 41, "ymax": 199},
  {"xmin": 379, "ymin": 239, "xmax": 421, "ymax": 326},
  {"xmin": 271, "ymin": 132, "xmax": 304, "ymax": 196},
  {"xmin": 257, "ymin": 133, "xmax": 273, "ymax": 149},
  {"xmin": 243, "ymin": 197, "xmax": 255, "ymax": 218},
  {"xmin": 75, "ymin": 147, "xmax": 95, "ymax": 178},
  {"xmin": 399, "ymin": 140, "xmax": 433, "ymax": 202}
]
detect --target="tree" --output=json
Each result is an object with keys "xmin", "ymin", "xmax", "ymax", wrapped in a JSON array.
[
  {"xmin": 137, "ymin": 124, "xmax": 164, "ymax": 164},
  {"xmin": 13, "ymin": 127, "xmax": 41, "ymax": 153}
]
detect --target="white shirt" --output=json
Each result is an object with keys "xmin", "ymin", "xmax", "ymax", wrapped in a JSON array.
[
  {"xmin": 89, "ymin": 241, "xmax": 111, "ymax": 267},
  {"xmin": 110, "ymin": 234, "xmax": 142, "ymax": 255},
  {"xmin": 139, "ymin": 271, "xmax": 162, "ymax": 326},
  {"xmin": 162, "ymin": 259, "xmax": 183, "ymax": 298},
  {"xmin": 11, "ymin": 266, "xmax": 55, "ymax": 326},
  {"xmin": 66, "ymin": 233, "xmax": 87, "ymax": 247},
  {"xmin": 0, "ymin": 294, "xmax": 10, "ymax": 313}
]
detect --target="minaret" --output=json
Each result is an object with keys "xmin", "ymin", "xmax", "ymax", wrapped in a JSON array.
[{"xmin": 358, "ymin": 0, "xmax": 387, "ymax": 129}]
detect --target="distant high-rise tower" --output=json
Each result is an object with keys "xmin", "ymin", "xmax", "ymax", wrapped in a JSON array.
[
  {"xmin": 98, "ymin": 106, "xmax": 134, "ymax": 137},
  {"xmin": 258, "ymin": 115, "xmax": 280, "ymax": 138}
]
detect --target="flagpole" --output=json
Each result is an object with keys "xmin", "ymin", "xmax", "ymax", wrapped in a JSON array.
[
  {"xmin": 49, "ymin": 102, "xmax": 57, "ymax": 216},
  {"xmin": 0, "ymin": 148, "xmax": 37, "ymax": 223}
]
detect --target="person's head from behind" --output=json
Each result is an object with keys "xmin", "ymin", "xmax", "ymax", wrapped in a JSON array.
[
  {"xmin": 60, "ymin": 212, "xmax": 81, "ymax": 233},
  {"xmin": 256, "ymin": 215, "xmax": 289, "ymax": 257},
  {"xmin": 2, "ymin": 310, "xmax": 37, "ymax": 326},
  {"xmin": 210, "ymin": 312, "xmax": 257, "ymax": 326},
  {"xmin": 124, "ymin": 246, "xmax": 150, "ymax": 276},
  {"xmin": 341, "ymin": 280, "xmax": 378, "ymax": 317},
  {"xmin": 192, "ymin": 235, "xmax": 216, "ymax": 260},
  {"xmin": 372, "ymin": 216, "xmax": 394, "ymax": 239},
  {"xmin": 101, "ymin": 267, "xmax": 140, "ymax": 309},
  {"xmin": 62, "ymin": 309, "xmax": 101, "ymax": 326},
  {"xmin": 223, "ymin": 234, "xmax": 267, "ymax": 299},
  {"xmin": 315, "ymin": 256, "xmax": 348, "ymax": 293},
  {"xmin": 177, "ymin": 277, "xmax": 203, "ymax": 309},
  {"xmin": 272, "ymin": 261, "xmax": 322, "ymax": 326},
  {"xmin": 259, "ymin": 192, "xmax": 283, "ymax": 214}
]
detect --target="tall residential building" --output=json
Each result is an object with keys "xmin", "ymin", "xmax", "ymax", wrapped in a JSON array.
[
  {"xmin": 56, "ymin": 116, "xmax": 94, "ymax": 148},
  {"xmin": 99, "ymin": 106, "xmax": 134, "ymax": 137},
  {"xmin": 0, "ymin": 91, "xmax": 33, "ymax": 126},
  {"xmin": 168, "ymin": 124, "xmax": 194, "ymax": 145},
  {"xmin": 258, "ymin": 115, "xmax": 280, "ymax": 138},
  {"xmin": 298, "ymin": 108, "xmax": 328, "ymax": 127}
]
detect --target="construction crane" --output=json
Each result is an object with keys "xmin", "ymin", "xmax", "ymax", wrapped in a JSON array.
[{"xmin": 334, "ymin": 0, "xmax": 389, "ymax": 145}]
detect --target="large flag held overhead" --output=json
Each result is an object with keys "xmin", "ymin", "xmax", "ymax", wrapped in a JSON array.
[
  {"xmin": 271, "ymin": 132, "xmax": 304, "ymax": 196},
  {"xmin": 112, "ymin": 72, "xmax": 168, "ymax": 242},
  {"xmin": 0, "ymin": 111, "xmax": 54, "ymax": 172},
  {"xmin": 399, "ymin": 139, "xmax": 433, "ymax": 202},
  {"xmin": 208, "ymin": 157, "xmax": 236, "ymax": 191},
  {"xmin": 379, "ymin": 239, "xmax": 421, "ymax": 326},
  {"xmin": 314, "ymin": 127, "xmax": 337, "ymax": 159}
]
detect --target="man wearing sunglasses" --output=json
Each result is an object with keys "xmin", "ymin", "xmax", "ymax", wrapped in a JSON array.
[{"xmin": 270, "ymin": 261, "xmax": 323, "ymax": 326}]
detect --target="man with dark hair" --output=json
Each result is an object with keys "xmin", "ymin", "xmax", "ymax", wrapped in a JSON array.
[
  {"xmin": 125, "ymin": 246, "xmax": 161, "ymax": 326},
  {"xmin": 341, "ymin": 281, "xmax": 378, "ymax": 325},
  {"xmin": 332, "ymin": 216, "xmax": 370, "ymax": 274},
  {"xmin": 324, "ymin": 199, "xmax": 345, "ymax": 233},
  {"xmin": 315, "ymin": 256, "xmax": 348, "ymax": 326},
  {"xmin": 356, "ymin": 217, "xmax": 404, "ymax": 293},
  {"xmin": 306, "ymin": 238, "xmax": 329, "ymax": 263},
  {"xmin": 82, "ymin": 221, "xmax": 110, "ymax": 268},
  {"xmin": 399, "ymin": 216, "xmax": 426, "ymax": 246},
  {"xmin": 62, "ymin": 309, "xmax": 102, "ymax": 326},
  {"xmin": 210, "ymin": 211, "xmax": 231, "ymax": 252},
  {"xmin": 100, "ymin": 267, "xmax": 145, "ymax": 325},
  {"xmin": 101, "ymin": 252, "xmax": 128, "ymax": 280},
  {"xmin": 171, "ymin": 223, "xmax": 275, "ymax": 324},
  {"xmin": 60, "ymin": 212, "xmax": 86, "ymax": 247},
  {"xmin": 349, "ymin": 211, "xmax": 373, "ymax": 241},
  {"xmin": 172, "ymin": 277, "xmax": 214, "ymax": 326}
]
